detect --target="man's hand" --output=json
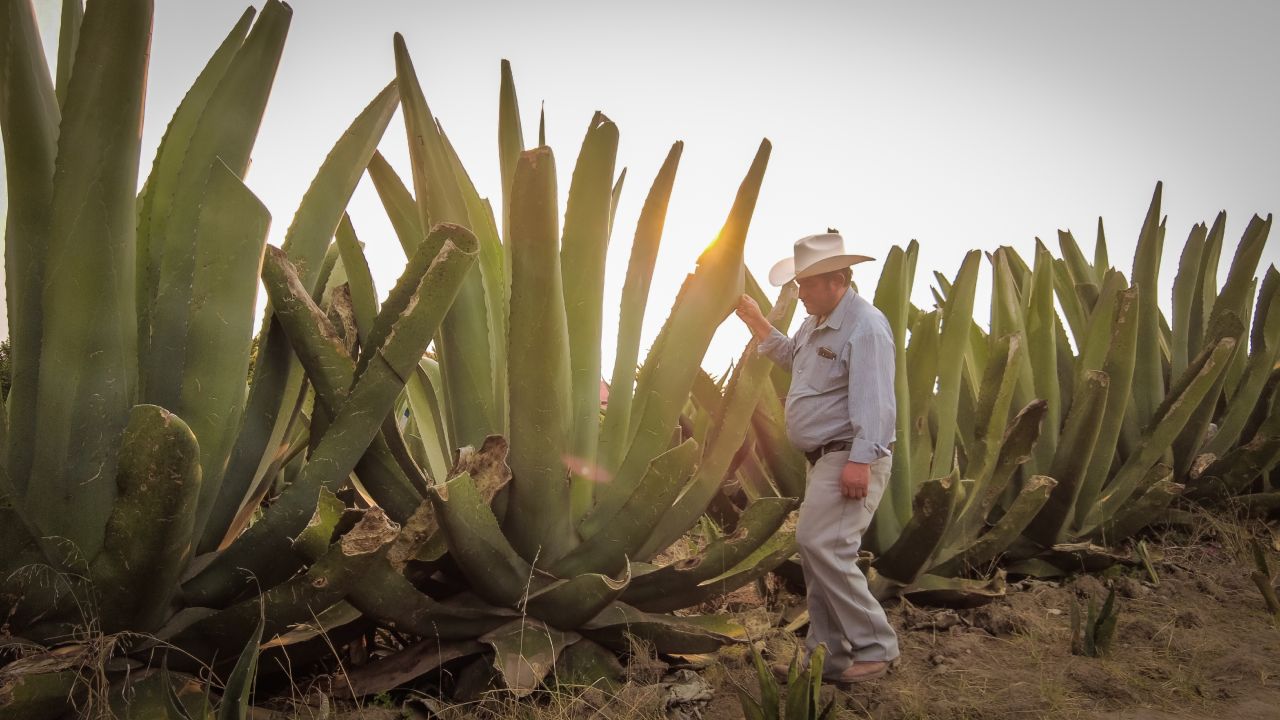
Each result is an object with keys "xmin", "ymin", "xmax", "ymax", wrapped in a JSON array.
[
  {"xmin": 735, "ymin": 294, "xmax": 772, "ymax": 341},
  {"xmin": 841, "ymin": 461, "xmax": 871, "ymax": 500}
]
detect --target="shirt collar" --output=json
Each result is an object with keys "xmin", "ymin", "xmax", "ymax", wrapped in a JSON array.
[{"xmin": 816, "ymin": 288, "xmax": 856, "ymax": 331}]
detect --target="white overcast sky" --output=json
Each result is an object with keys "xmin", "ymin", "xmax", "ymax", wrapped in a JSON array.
[{"xmin": 11, "ymin": 0, "xmax": 1280, "ymax": 375}]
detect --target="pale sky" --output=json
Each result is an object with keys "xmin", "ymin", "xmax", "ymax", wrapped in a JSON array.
[{"xmin": 10, "ymin": 0, "xmax": 1280, "ymax": 376}]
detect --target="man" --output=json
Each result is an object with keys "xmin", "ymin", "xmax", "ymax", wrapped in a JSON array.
[{"xmin": 735, "ymin": 231, "xmax": 899, "ymax": 685}]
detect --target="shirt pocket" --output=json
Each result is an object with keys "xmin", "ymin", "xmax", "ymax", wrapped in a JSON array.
[{"xmin": 808, "ymin": 347, "xmax": 847, "ymax": 393}]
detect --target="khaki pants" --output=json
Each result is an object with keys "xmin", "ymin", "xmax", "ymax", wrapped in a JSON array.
[{"xmin": 796, "ymin": 450, "xmax": 899, "ymax": 671}]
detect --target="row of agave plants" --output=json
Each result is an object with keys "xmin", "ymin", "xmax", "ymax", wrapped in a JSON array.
[
  {"xmin": 0, "ymin": 0, "xmax": 1276, "ymax": 717},
  {"xmin": 706, "ymin": 183, "xmax": 1278, "ymax": 606},
  {"xmin": 0, "ymin": 0, "xmax": 795, "ymax": 714}
]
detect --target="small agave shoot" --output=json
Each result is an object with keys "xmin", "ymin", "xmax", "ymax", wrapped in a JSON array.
[
  {"xmin": 1070, "ymin": 588, "xmax": 1119, "ymax": 658},
  {"xmin": 737, "ymin": 643, "xmax": 835, "ymax": 720},
  {"xmin": 0, "ymin": 0, "xmax": 800, "ymax": 713}
]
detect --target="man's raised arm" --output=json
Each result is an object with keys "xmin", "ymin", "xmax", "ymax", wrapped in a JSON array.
[{"xmin": 736, "ymin": 294, "xmax": 794, "ymax": 372}]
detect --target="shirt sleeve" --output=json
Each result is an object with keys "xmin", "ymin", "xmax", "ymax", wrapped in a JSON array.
[
  {"xmin": 846, "ymin": 326, "xmax": 897, "ymax": 463},
  {"xmin": 756, "ymin": 327, "xmax": 795, "ymax": 372}
]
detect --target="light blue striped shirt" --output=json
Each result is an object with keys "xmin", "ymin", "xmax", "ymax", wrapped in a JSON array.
[{"xmin": 757, "ymin": 289, "xmax": 897, "ymax": 463}]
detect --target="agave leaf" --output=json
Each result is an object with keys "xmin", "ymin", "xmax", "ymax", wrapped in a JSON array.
[
  {"xmin": 347, "ymin": 563, "xmax": 517, "ymax": 640},
  {"xmin": 1073, "ymin": 286, "xmax": 1140, "ymax": 529},
  {"xmin": 367, "ymin": 150, "xmax": 424, "ymax": 254},
  {"xmin": 334, "ymin": 638, "xmax": 486, "ymax": 699},
  {"xmin": 598, "ymin": 144, "xmax": 683, "ymax": 472},
  {"xmin": 1206, "ymin": 267, "xmax": 1280, "ymax": 455},
  {"xmin": 1170, "ymin": 223, "xmax": 1209, "ymax": 379},
  {"xmin": 1092, "ymin": 217, "xmax": 1110, "ymax": 276},
  {"xmin": 185, "ymin": 228, "xmax": 477, "ymax": 604},
  {"xmin": 901, "ymin": 308, "xmax": 942, "ymax": 499},
  {"xmin": 1208, "ymin": 214, "xmax": 1272, "ymax": 342},
  {"xmin": 135, "ymin": 6, "xmax": 254, "ymax": 364},
  {"xmin": 481, "ymin": 618, "xmax": 580, "ymax": 698},
  {"xmin": 1028, "ymin": 243, "xmax": 1064, "ymax": 456},
  {"xmin": 288, "ymin": 487, "xmax": 346, "ymax": 565},
  {"xmin": 107, "ymin": 665, "xmax": 206, "ymax": 720},
  {"xmin": 581, "ymin": 602, "xmax": 745, "ymax": 654},
  {"xmin": 0, "ymin": 0, "xmax": 60, "ymax": 503},
  {"xmin": 525, "ymin": 565, "xmax": 632, "ymax": 630},
  {"xmin": 439, "ymin": 126, "xmax": 510, "ymax": 433},
  {"xmin": 1085, "ymin": 336, "xmax": 1238, "ymax": 529},
  {"xmin": 990, "ymin": 249, "xmax": 1042, "ymax": 474},
  {"xmin": 53, "ymin": 0, "xmax": 82, "ymax": 109},
  {"xmin": 592, "ymin": 140, "xmax": 770, "ymax": 527},
  {"xmin": 215, "ymin": 605, "xmax": 264, "ymax": 720},
  {"xmin": 560, "ymin": 113, "xmax": 620, "ymax": 519},
  {"xmin": 633, "ymin": 284, "xmax": 799, "ymax": 560},
  {"xmin": 258, "ymin": 245, "xmax": 424, "ymax": 521},
  {"xmin": 142, "ymin": 2, "xmax": 292, "ymax": 408},
  {"xmin": 873, "ymin": 473, "xmax": 961, "ymax": 587},
  {"xmin": 1130, "ymin": 183, "xmax": 1166, "ymax": 430},
  {"xmin": 334, "ymin": 214, "xmax": 378, "ymax": 346},
  {"xmin": 405, "ymin": 361, "xmax": 451, "ymax": 482},
  {"xmin": 1171, "ymin": 312, "xmax": 1246, "ymax": 477},
  {"xmin": 90, "ymin": 405, "xmax": 200, "ymax": 634},
  {"xmin": 645, "ymin": 531, "xmax": 796, "ymax": 613},
  {"xmin": 966, "ymin": 399, "xmax": 1046, "ymax": 529},
  {"xmin": 1190, "ymin": 406, "xmax": 1280, "ymax": 499},
  {"xmin": 502, "ymin": 145, "xmax": 576, "ymax": 562},
  {"xmin": 964, "ymin": 333, "xmax": 1023, "ymax": 489},
  {"xmin": 1050, "ymin": 257, "xmax": 1088, "ymax": 350},
  {"xmin": 1025, "ymin": 370, "xmax": 1109, "ymax": 548},
  {"xmin": 1094, "ymin": 474, "xmax": 1183, "ymax": 543},
  {"xmin": 429, "ymin": 471, "xmax": 543, "ymax": 608},
  {"xmin": 625, "ymin": 497, "xmax": 797, "ymax": 610},
  {"xmin": 871, "ymin": 242, "xmax": 919, "ymax": 542},
  {"xmin": 935, "ymin": 475, "xmax": 1056, "ymax": 575},
  {"xmin": 903, "ymin": 571, "xmax": 1008, "ymax": 608},
  {"xmin": 394, "ymin": 34, "xmax": 495, "ymax": 448},
  {"xmin": 930, "ymin": 250, "xmax": 980, "ymax": 478},
  {"xmin": 1074, "ymin": 271, "xmax": 1127, "ymax": 380},
  {"xmin": 209, "ymin": 75, "xmax": 400, "ymax": 551},
  {"xmin": 552, "ymin": 440, "xmax": 698, "ymax": 578},
  {"xmin": 1057, "ymin": 228, "xmax": 1100, "ymax": 292},
  {"xmin": 181, "ymin": 510, "xmax": 397, "ymax": 663},
  {"xmin": 24, "ymin": 0, "xmax": 152, "ymax": 557},
  {"xmin": 752, "ymin": 388, "xmax": 807, "ymax": 500},
  {"xmin": 1188, "ymin": 212, "xmax": 1226, "ymax": 356},
  {"xmin": 176, "ymin": 163, "xmax": 272, "ymax": 544},
  {"xmin": 783, "ymin": 656, "xmax": 810, "ymax": 719},
  {"xmin": 498, "ymin": 58, "xmax": 524, "ymax": 244}
]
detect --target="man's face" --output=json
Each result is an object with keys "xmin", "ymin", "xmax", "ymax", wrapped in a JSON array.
[{"xmin": 797, "ymin": 272, "xmax": 846, "ymax": 317}]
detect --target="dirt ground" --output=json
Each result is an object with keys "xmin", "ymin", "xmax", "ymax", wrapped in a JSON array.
[
  {"xmin": 686, "ymin": 516, "xmax": 1280, "ymax": 720},
  {"xmin": 262, "ymin": 513, "xmax": 1280, "ymax": 720}
]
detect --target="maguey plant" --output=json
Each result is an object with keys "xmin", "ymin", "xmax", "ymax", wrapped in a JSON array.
[{"xmin": 0, "ymin": 0, "xmax": 803, "ymax": 712}]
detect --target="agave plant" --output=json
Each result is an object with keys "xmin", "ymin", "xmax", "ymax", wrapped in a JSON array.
[
  {"xmin": 732, "ymin": 184, "xmax": 1275, "ymax": 606},
  {"xmin": 2, "ymin": 0, "xmax": 807, "ymax": 712},
  {"xmin": 248, "ymin": 33, "xmax": 807, "ymax": 698},
  {"xmin": 0, "ymin": 0, "xmax": 479, "ymax": 714}
]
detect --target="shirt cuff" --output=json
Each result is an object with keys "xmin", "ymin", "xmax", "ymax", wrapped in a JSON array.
[
  {"xmin": 847, "ymin": 437, "xmax": 890, "ymax": 464},
  {"xmin": 756, "ymin": 327, "xmax": 788, "ymax": 355}
]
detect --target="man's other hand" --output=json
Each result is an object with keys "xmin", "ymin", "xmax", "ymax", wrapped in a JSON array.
[
  {"xmin": 841, "ymin": 461, "xmax": 870, "ymax": 500},
  {"xmin": 735, "ymin": 294, "xmax": 770, "ymax": 340}
]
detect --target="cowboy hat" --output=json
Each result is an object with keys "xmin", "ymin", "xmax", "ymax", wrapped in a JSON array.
[{"xmin": 767, "ymin": 232, "xmax": 874, "ymax": 286}]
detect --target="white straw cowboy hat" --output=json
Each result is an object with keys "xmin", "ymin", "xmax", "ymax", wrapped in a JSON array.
[{"xmin": 767, "ymin": 231, "xmax": 874, "ymax": 286}]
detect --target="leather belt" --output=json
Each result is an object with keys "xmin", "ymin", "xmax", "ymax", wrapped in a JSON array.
[
  {"xmin": 804, "ymin": 440, "xmax": 853, "ymax": 465},
  {"xmin": 803, "ymin": 440, "xmax": 896, "ymax": 465}
]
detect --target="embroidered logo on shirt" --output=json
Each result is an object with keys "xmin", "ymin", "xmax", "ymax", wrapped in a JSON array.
[{"xmin": 816, "ymin": 346, "xmax": 836, "ymax": 360}]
